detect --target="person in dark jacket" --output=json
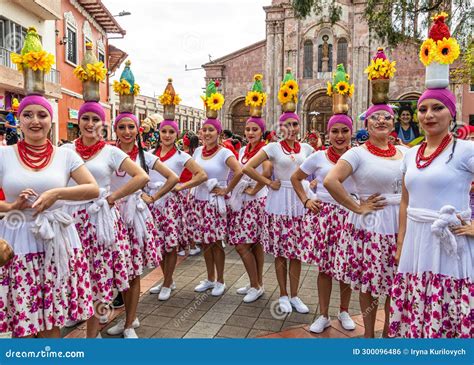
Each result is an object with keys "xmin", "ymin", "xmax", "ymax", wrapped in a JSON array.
[{"xmin": 394, "ymin": 105, "xmax": 420, "ymax": 144}]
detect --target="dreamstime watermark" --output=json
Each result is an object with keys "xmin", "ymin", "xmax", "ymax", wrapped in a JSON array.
[
  {"xmin": 269, "ymin": 299, "xmax": 289, "ymax": 320},
  {"xmin": 5, "ymin": 346, "xmax": 85, "ymax": 359},
  {"xmin": 4, "ymin": 211, "xmax": 26, "ymax": 230},
  {"xmin": 173, "ymin": 291, "xmax": 209, "ymax": 328},
  {"xmin": 93, "ymin": 301, "xmax": 114, "ymax": 322}
]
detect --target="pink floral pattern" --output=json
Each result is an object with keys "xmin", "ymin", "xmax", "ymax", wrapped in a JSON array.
[
  {"xmin": 72, "ymin": 209, "xmax": 130, "ymax": 303},
  {"xmin": 0, "ymin": 249, "xmax": 93, "ymax": 338},
  {"xmin": 228, "ymin": 197, "xmax": 266, "ymax": 245},
  {"xmin": 262, "ymin": 213, "xmax": 310, "ymax": 262},
  {"xmin": 302, "ymin": 202, "xmax": 348, "ymax": 275},
  {"xmin": 334, "ymin": 222, "xmax": 397, "ymax": 297},
  {"xmin": 121, "ymin": 220, "xmax": 162, "ymax": 279},
  {"xmin": 190, "ymin": 199, "xmax": 228, "ymax": 244},
  {"xmin": 390, "ymin": 272, "xmax": 473, "ymax": 338},
  {"xmin": 150, "ymin": 191, "xmax": 187, "ymax": 253},
  {"xmin": 181, "ymin": 192, "xmax": 195, "ymax": 249}
]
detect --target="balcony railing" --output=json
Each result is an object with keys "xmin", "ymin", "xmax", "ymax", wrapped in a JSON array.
[{"xmin": 0, "ymin": 46, "xmax": 60, "ymax": 84}]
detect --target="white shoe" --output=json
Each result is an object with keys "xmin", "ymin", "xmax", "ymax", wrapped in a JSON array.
[
  {"xmin": 243, "ymin": 287, "xmax": 263, "ymax": 303},
  {"xmin": 64, "ymin": 319, "xmax": 82, "ymax": 328},
  {"xmin": 337, "ymin": 311, "xmax": 356, "ymax": 330},
  {"xmin": 106, "ymin": 318, "xmax": 140, "ymax": 336},
  {"xmin": 194, "ymin": 279, "xmax": 215, "ymax": 292},
  {"xmin": 149, "ymin": 282, "xmax": 176, "ymax": 294},
  {"xmin": 236, "ymin": 285, "xmax": 250, "ymax": 295},
  {"xmin": 177, "ymin": 250, "xmax": 186, "ymax": 257},
  {"xmin": 310, "ymin": 315, "xmax": 331, "ymax": 333},
  {"xmin": 278, "ymin": 296, "xmax": 292, "ymax": 313},
  {"xmin": 123, "ymin": 328, "xmax": 139, "ymax": 339},
  {"xmin": 289, "ymin": 296, "xmax": 309, "ymax": 314},
  {"xmin": 99, "ymin": 315, "xmax": 109, "ymax": 324},
  {"xmin": 211, "ymin": 282, "xmax": 226, "ymax": 296},
  {"xmin": 189, "ymin": 247, "xmax": 201, "ymax": 256},
  {"xmin": 158, "ymin": 287, "xmax": 172, "ymax": 301}
]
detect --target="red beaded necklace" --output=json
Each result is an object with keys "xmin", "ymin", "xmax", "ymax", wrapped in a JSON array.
[
  {"xmin": 280, "ymin": 140, "xmax": 301, "ymax": 154},
  {"xmin": 116, "ymin": 141, "xmax": 139, "ymax": 161},
  {"xmin": 416, "ymin": 133, "xmax": 452, "ymax": 169},
  {"xmin": 242, "ymin": 141, "xmax": 266, "ymax": 164},
  {"xmin": 365, "ymin": 140, "xmax": 397, "ymax": 157},
  {"xmin": 75, "ymin": 138, "xmax": 106, "ymax": 161},
  {"xmin": 202, "ymin": 145, "xmax": 219, "ymax": 158},
  {"xmin": 155, "ymin": 146, "xmax": 177, "ymax": 162},
  {"xmin": 327, "ymin": 146, "xmax": 348, "ymax": 164},
  {"xmin": 17, "ymin": 140, "xmax": 54, "ymax": 170}
]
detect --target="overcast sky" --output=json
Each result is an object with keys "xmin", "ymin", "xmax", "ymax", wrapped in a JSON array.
[{"xmin": 103, "ymin": 0, "xmax": 271, "ymax": 109}]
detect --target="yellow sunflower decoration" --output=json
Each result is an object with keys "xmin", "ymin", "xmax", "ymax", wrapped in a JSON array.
[
  {"xmin": 73, "ymin": 43, "xmax": 107, "ymax": 83},
  {"xmin": 207, "ymin": 93, "xmax": 225, "ymax": 111},
  {"xmin": 364, "ymin": 49, "xmax": 396, "ymax": 80},
  {"xmin": 328, "ymin": 64, "xmax": 355, "ymax": 96},
  {"xmin": 159, "ymin": 78, "xmax": 181, "ymax": 106},
  {"xmin": 113, "ymin": 79, "xmax": 132, "ymax": 95},
  {"xmin": 245, "ymin": 74, "xmax": 267, "ymax": 111},
  {"xmin": 202, "ymin": 80, "xmax": 225, "ymax": 116},
  {"xmin": 278, "ymin": 68, "xmax": 298, "ymax": 112},
  {"xmin": 278, "ymin": 86, "xmax": 293, "ymax": 104},
  {"xmin": 11, "ymin": 27, "xmax": 55, "ymax": 73},
  {"xmin": 435, "ymin": 37, "xmax": 460, "ymax": 64},
  {"xmin": 419, "ymin": 12, "xmax": 460, "ymax": 66}
]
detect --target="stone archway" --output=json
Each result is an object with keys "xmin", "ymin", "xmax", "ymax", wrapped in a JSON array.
[
  {"xmin": 229, "ymin": 98, "xmax": 249, "ymax": 137},
  {"xmin": 304, "ymin": 91, "xmax": 332, "ymax": 134}
]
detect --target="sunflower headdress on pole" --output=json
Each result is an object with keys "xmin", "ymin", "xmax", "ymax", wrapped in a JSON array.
[
  {"xmin": 201, "ymin": 79, "xmax": 224, "ymax": 119},
  {"xmin": 113, "ymin": 60, "xmax": 140, "ymax": 113},
  {"xmin": 278, "ymin": 68, "xmax": 298, "ymax": 113},
  {"xmin": 10, "ymin": 27, "xmax": 55, "ymax": 95},
  {"xmin": 73, "ymin": 42, "xmax": 107, "ymax": 102},
  {"xmin": 245, "ymin": 74, "xmax": 267, "ymax": 117},
  {"xmin": 364, "ymin": 48, "xmax": 396, "ymax": 104},
  {"xmin": 326, "ymin": 64, "xmax": 354, "ymax": 114},
  {"xmin": 419, "ymin": 12, "xmax": 460, "ymax": 88}
]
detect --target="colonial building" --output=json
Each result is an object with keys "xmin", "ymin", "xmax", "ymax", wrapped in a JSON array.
[
  {"xmin": 56, "ymin": 0, "xmax": 126, "ymax": 141},
  {"xmin": 0, "ymin": 0, "xmax": 61, "ymax": 142},
  {"xmin": 203, "ymin": 0, "xmax": 467, "ymax": 136},
  {"xmin": 110, "ymin": 90, "xmax": 204, "ymax": 139}
]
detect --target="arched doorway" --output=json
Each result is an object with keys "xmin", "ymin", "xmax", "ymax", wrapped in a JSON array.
[
  {"xmin": 305, "ymin": 92, "xmax": 332, "ymax": 134},
  {"xmin": 230, "ymin": 98, "xmax": 249, "ymax": 137}
]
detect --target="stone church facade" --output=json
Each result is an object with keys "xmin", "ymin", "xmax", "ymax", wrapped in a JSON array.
[{"xmin": 203, "ymin": 0, "xmax": 428, "ymax": 136}]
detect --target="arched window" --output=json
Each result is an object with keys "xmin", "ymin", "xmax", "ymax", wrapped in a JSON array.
[
  {"xmin": 303, "ymin": 40, "xmax": 313, "ymax": 79},
  {"xmin": 337, "ymin": 38, "xmax": 348, "ymax": 68}
]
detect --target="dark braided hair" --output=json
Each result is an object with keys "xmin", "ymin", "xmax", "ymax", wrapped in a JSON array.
[
  {"xmin": 136, "ymin": 132, "xmax": 149, "ymax": 174},
  {"xmin": 186, "ymin": 132, "xmax": 200, "ymax": 156},
  {"xmin": 446, "ymin": 117, "xmax": 458, "ymax": 164}
]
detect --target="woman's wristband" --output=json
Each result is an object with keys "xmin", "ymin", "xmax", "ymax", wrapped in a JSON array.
[{"xmin": 304, "ymin": 198, "xmax": 310, "ymax": 208}]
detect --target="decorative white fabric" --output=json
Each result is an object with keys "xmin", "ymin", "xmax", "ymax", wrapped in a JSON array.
[
  {"xmin": 86, "ymin": 188, "xmax": 115, "ymax": 246},
  {"xmin": 122, "ymin": 191, "xmax": 152, "ymax": 247}
]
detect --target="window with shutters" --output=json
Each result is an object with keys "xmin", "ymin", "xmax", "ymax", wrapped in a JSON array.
[{"xmin": 337, "ymin": 38, "xmax": 348, "ymax": 68}]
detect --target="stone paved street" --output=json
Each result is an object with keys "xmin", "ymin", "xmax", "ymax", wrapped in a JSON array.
[{"xmin": 67, "ymin": 246, "xmax": 385, "ymax": 339}]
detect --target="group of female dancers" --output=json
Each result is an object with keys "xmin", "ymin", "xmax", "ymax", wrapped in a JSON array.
[{"xmin": 0, "ymin": 83, "xmax": 471, "ymax": 340}]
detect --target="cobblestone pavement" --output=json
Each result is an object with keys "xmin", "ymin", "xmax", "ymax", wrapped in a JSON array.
[{"xmin": 96, "ymin": 246, "xmax": 378, "ymax": 339}]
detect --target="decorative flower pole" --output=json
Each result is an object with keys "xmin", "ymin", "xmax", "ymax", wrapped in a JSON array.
[
  {"xmin": 73, "ymin": 42, "xmax": 107, "ymax": 101},
  {"xmin": 364, "ymin": 48, "xmax": 396, "ymax": 105},
  {"xmin": 419, "ymin": 12, "xmax": 460, "ymax": 88},
  {"xmin": 201, "ymin": 80, "xmax": 225, "ymax": 119},
  {"xmin": 11, "ymin": 27, "xmax": 55, "ymax": 95},
  {"xmin": 326, "ymin": 64, "xmax": 354, "ymax": 114},
  {"xmin": 159, "ymin": 78, "xmax": 181, "ymax": 120},
  {"xmin": 113, "ymin": 60, "xmax": 140, "ymax": 113},
  {"xmin": 278, "ymin": 68, "xmax": 299, "ymax": 113},
  {"xmin": 245, "ymin": 74, "xmax": 267, "ymax": 117}
]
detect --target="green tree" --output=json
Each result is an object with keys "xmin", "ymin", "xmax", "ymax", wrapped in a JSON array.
[{"xmin": 291, "ymin": 0, "xmax": 472, "ymax": 50}]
